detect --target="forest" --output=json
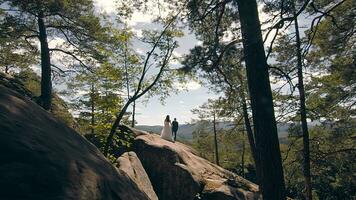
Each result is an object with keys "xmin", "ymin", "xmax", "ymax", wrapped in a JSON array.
[{"xmin": 0, "ymin": 0, "xmax": 355, "ymax": 200}]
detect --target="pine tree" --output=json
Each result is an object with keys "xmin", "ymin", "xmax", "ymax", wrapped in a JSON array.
[{"xmin": 0, "ymin": 0, "xmax": 110, "ymax": 110}]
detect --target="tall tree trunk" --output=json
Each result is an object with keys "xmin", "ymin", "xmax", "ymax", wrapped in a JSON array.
[
  {"xmin": 90, "ymin": 83, "xmax": 95, "ymax": 135},
  {"xmin": 124, "ymin": 35, "xmax": 135, "ymax": 128},
  {"xmin": 131, "ymin": 100, "xmax": 136, "ymax": 127},
  {"xmin": 294, "ymin": 11, "xmax": 312, "ymax": 200},
  {"xmin": 37, "ymin": 11, "xmax": 52, "ymax": 110},
  {"xmin": 241, "ymin": 99, "xmax": 256, "ymax": 180},
  {"xmin": 236, "ymin": 0, "xmax": 286, "ymax": 199},
  {"xmin": 213, "ymin": 112, "xmax": 219, "ymax": 166},
  {"xmin": 237, "ymin": 70, "xmax": 260, "ymax": 182},
  {"xmin": 241, "ymin": 133, "xmax": 245, "ymax": 178},
  {"xmin": 241, "ymin": 98, "xmax": 258, "ymax": 162}
]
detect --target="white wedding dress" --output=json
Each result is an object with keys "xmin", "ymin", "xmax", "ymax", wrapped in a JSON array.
[{"xmin": 160, "ymin": 121, "xmax": 173, "ymax": 141}]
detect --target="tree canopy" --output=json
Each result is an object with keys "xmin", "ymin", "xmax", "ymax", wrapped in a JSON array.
[{"xmin": 0, "ymin": 0, "xmax": 354, "ymax": 199}]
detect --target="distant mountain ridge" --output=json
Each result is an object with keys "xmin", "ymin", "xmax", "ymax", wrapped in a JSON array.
[{"xmin": 136, "ymin": 121, "xmax": 294, "ymax": 141}]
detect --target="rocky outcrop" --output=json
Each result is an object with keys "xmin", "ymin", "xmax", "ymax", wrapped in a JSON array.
[
  {"xmin": 116, "ymin": 152, "xmax": 158, "ymax": 200},
  {"xmin": 0, "ymin": 85, "xmax": 151, "ymax": 200},
  {"xmin": 0, "ymin": 77, "xmax": 262, "ymax": 200},
  {"xmin": 129, "ymin": 128, "xmax": 261, "ymax": 200}
]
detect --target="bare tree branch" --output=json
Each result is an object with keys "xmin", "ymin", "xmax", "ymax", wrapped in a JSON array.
[{"xmin": 49, "ymin": 48, "xmax": 93, "ymax": 72}]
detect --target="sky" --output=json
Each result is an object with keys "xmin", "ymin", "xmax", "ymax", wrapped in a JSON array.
[
  {"xmin": 92, "ymin": 0, "xmax": 310, "ymax": 126},
  {"xmin": 132, "ymin": 33, "xmax": 218, "ymax": 125},
  {"xmin": 94, "ymin": 0, "xmax": 221, "ymax": 125}
]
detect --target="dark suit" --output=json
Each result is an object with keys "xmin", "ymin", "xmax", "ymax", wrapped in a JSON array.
[{"xmin": 171, "ymin": 120, "xmax": 179, "ymax": 141}]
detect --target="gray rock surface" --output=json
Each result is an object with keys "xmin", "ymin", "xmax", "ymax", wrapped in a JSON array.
[
  {"xmin": 117, "ymin": 152, "xmax": 158, "ymax": 200},
  {"xmin": 0, "ymin": 78, "xmax": 263, "ymax": 200},
  {"xmin": 0, "ymin": 85, "xmax": 151, "ymax": 200},
  {"xmin": 130, "ymin": 128, "xmax": 261, "ymax": 200}
]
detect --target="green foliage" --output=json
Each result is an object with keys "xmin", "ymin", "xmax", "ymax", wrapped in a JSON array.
[
  {"xmin": 192, "ymin": 99, "xmax": 223, "ymax": 120},
  {"xmin": 185, "ymin": 0, "xmax": 261, "ymax": 184},
  {"xmin": 0, "ymin": 37, "xmax": 36, "ymax": 74},
  {"xmin": 305, "ymin": 0, "xmax": 355, "ymax": 122},
  {"xmin": 185, "ymin": 1, "xmax": 355, "ymax": 199},
  {"xmin": 66, "ymin": 62, "xmax": 126, "ymax": 134},
  {"xmin": 63, "ymin": 59, "xmax": 138, "ymax": 160},
  {"xmin": 191, "ymin": 121, "xmax": 255, "ymax": 177},
  {"xmin": 271, "ymin": 1, "xmax": 355, "ymax": 199},
  {"xmin": 0, "ymin": 1, "xmax": 354, "ymax": 195},
  {"xmin": 192, "ymin": 123, "xmax": 215, "ymax": 161},
  {"xmin": 13, "ymin": 69, "xmax": 75, "ymax": 126},
  {"xmin": 282, "ymin": 121, "xmax": 355, "ymax": 199},
  {"xmin": 306, "ymin": 12, "xmax": 354, "ymax": 197},
  {"xmin": 84, "ymin": 125, "xmax": 135, "ymax": 162},
  {"xmin": 0, "ymin": 0, "xmax": 111, "ymax": 72}
]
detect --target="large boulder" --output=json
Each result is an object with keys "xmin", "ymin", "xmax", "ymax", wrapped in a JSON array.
[
  {"xmin": 116, "ymin": 152, "xmax": 158, "ymax": 200},
  {"xmin": 130, "ymin": 128, "xmax": 261, "ymax": 200},
  {"xmin": 0, "ymin": 85, "xmax": 151, "ymax": 200}
]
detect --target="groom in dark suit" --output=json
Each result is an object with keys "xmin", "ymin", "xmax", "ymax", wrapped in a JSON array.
[{"xmin": 172, "ymin": 118, "xmax": 179, "ymax": 141}]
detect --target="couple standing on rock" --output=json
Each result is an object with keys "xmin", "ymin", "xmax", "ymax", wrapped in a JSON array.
[{"xmin": 160, "ymin": 115, "xmax": 179, "ymax": 142}]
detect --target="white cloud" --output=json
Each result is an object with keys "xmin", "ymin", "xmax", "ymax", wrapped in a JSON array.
[
  {"xmin": 129, "ymin": 13, "xmax": 154, "ymax": 26},
  {"xmin": 174, "ymin": 81, "xmax": 201, "ymax": 91},
  {"xmin": 173, "ymin": 51, "xmax": 181, "ymax": 57},
  {"xmin": 48, "ymin": 38, "xmax": 66, "ymax": 48},
  {"xmin": 94, "ymin": 0, "xmax": 152, "ymax": 25},
  {"xmin": 185, "ymin": 81, "xmax": 201, "ymax": 90},
  {"xmin": 77, "ymin": 90, "xmax": 88, "ymax": 96},
  {"xmin": 94, "ymin": 0, "xmax": 117, "ymax": 14},
  {"xmin": 169, "ymin": 59, "xmax": 180, "ymax": 65},
  {"xmin": 169, "ymin": 51, "xmax": 182, "ymax": 65},
  {"xmin": 132, "ymin": 28, "xmax": 143, "ymax": 38},
  {"xmin": 258, "ymin": 4, "xmax": 271, "ymax": 23},
  {"xmin": 94, "ymin": 0, "xmax": 170, "ymax": 26},
  {"xmin": 135, "ymin": 48, "xmax": 145, "ymax": 55}
]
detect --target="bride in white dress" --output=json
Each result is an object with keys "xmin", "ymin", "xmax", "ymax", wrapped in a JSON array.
[{"xmin": 160, "ymin": 115, "xmax": 173, "ymax": 141}]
